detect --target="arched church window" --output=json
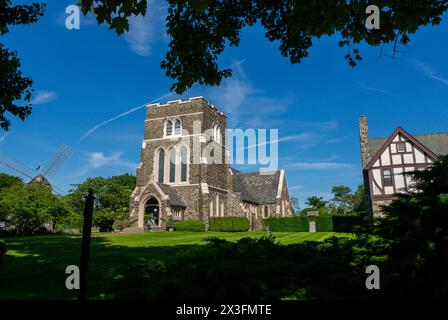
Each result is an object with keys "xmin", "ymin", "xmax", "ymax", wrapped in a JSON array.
[
  {"xmin": 165, "ymin": 120, "xmax": 173, "ymax": 136},
  {"xmin": 158, "ymin": 149, "xmax": 165, "ymax": 183},
  {"xmin": 169, "ymin": 148, "xmax": 176, "ymax": 183},
  {"xmin": 263, "ymin": 205, "xmax": 270, "ymax": 219},
  {"xmin": 180, "ymin": 146, "xmax": 188, "ymax": 182},
  {"xmin": 213, "ymin": 124, "xmax": 222, "ymax": 144},
  {"xmin": 174, "ymin": 119, "xmax": 182, "ymax": 135}
]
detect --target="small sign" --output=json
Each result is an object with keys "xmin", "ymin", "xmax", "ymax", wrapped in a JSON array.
[{"xmin": 307, "ymin": 211, "xmax": 319, "ymax": 217}]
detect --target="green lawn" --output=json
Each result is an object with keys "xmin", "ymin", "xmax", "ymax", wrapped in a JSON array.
[{"xmin": 0, "ymin": 231, "xmax": 348, "ymax": 300}]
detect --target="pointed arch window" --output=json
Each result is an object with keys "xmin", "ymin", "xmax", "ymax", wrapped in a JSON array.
[
  {"xmin": 180, "ymin": 146, "xmax": 188, "ymax": 182},
  {"xmin": 169, "ymin": 148, "xmax": 176, "ymax": 183},
  {"xmin": 263, "ymin": 205, "xmax": 270, "ymax": 219},
  {"xmin": 158, "ymin": 149, "xmax": 165, "ymax": 183},
  {"xmin": 165, "ymin": 120, "xmax": 173, "ymax": 136},
  {"xmin": 174, "ymin": 119, "xmax": 182, "ymax": 135},
  {"xmin": 213, "ymin": 124, "xmax": 222, "ymax": 144}
]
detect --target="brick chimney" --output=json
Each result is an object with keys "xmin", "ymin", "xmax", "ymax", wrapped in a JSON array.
[{"xmin": 359, "ymin": 116, "xmax": 371, "ymax": 167}]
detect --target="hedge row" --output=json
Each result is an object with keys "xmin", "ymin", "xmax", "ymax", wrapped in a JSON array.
[
  {"xmin": 0, "ymin": 240, "xmax": 7, "ymax": 256},
  {"xmin": 264, "ymin": 215, "xmax": 363, "ymax": 232},
  {"xmin": 315, "ymin": 216, "xmax": 333, "ymax": 232},
  {"xmin": 175, "ymin": 220, "xmax": 205, "ymax": 232},
  {"xmin": 333, "ymin": 215, "xmax": 364, "ymax": 232},
  {"xmin": 264, "ymin": 217, "xmax": 309, "ymax": 232},
  {"xmin": 209, "ymin": 217, "xmax": 250, "ymax": 232}
]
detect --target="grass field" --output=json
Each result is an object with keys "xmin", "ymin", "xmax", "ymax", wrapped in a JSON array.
[{"xmin": 0, "ymin": 231, "xmax": 348, "ymax": 300}]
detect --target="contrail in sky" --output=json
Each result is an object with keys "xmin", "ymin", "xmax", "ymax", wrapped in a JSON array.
[{"xmin": 79, "ymin": 92, "xmax": 176, "ymax": 142}]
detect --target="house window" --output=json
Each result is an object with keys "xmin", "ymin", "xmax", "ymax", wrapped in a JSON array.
[
  {"xmin": 165, "ymin": 120, "xmax": 173, "ymax": 136},
  {"xmin": 180, "ymin": 146, "xmax": 188, "ymax": 182},
  {"xmin": 158, "ymin": 149, "xmax": 165, "ymax": 183},
  {"xmin": 263, "ymin": 206, "xmax": 270, "ymax": 219},
  {"xmin": 169, "ymin": 148, "xmax": 176, "ymax": 183},
  {"xmin": 174, "ymin": 119, "xmax": 182, "ymax": 135},
  {"xmin": 383, "ymin": 169, "xmax": 393, "ymax": 186},
  {"xmin": 397, "ymin": 142, "xmax": 406, "ymax": 153}
]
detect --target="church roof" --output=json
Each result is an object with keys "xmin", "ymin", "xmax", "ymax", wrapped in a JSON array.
[
  {"xmin": 232, "ymin": 170, "xmax": 281, "ymax": 204},
  {"xmin": 368, "ymin": 132, "xmax": 448, "ymax": 157},
  {"xmin": 157, "ymin": 183, "xmax": 188, "ymax": 208}
]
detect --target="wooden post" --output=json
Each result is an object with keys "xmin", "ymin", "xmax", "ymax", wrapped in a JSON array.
[{"xmin": 78, "ymin": 188, "xmax": 95, "ymax": 301}]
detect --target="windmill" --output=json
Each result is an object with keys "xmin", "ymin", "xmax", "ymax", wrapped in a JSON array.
[{"xmin": 0, "ymin": 144, "xmax": 73, "ymax": 195}]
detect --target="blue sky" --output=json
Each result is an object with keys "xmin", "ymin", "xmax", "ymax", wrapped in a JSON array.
[{"xmin": 1, "ymin": 1, "xmax": 448, "ymax": 207}]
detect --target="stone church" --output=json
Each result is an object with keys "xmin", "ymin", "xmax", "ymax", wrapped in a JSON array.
[
  {"xmin": 128, "ymin": 96, "xmax": 292, "ymax": 231},
  {"xmin": 359, "ymin": 116, "xmax": 448, "ymax": 217}
]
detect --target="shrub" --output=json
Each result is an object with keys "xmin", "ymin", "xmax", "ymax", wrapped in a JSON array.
[
  {"xmin": 315, "ymin": 216, "xmax": 333, "ymax": 231},
  {"xmin": 166, "ymin": 217, "xmax": 176, "ymax": 230},
  {"xmin": 94, "ymin": 211, "xmax": 115, "ymax": 232},
  {"xmin": 175, "ymin": 220, "xmax": 205, "ymax": 232},
  {"xmin": 110, "ymin": 236, "xmax": 371, "ymax": 300},
  {"xmin": 332, "ymin": 215, "xmax": 364, "ymax": 232},
  {"xmin": 0, "ymin": 240, "xmax": 7, "ymax": 256},
  {"xmin": 264, "ymin": 217, "xmax": 309, "ymax": 232},
  {"xmin": 209, "ymin": 217, "xmax": 250, "ymax": 232}
]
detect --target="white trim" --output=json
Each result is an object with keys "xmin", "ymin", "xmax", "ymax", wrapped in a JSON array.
[
  {"xmin": 145, "ymin": 133, "xmax": 205, "ymax": 142},
  {"xmin": 145, "ymin": 112, "xmax": 203, "ymax": 121},
  {"xmin": 208, "ymin": 185, "xmax": 229, "ymax": 193},
  {"xmin": 152, "ymin": 182, "xmax": 168, "ymax": 200},
  {"xmin": 276, "ymin": 169, "xmax": 285, "ymax": 199},
  {"xmin": 200, "ymin": 183, "xmax": 209, "ymax": 194}
]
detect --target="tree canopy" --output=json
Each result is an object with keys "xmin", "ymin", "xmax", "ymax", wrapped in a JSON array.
[
  {"xmin": 0, "ymin": 1, "xmax": 45, "ymax": 130},
  {"xmin": 79, "ymin": 0, "xmax": 448, "ymax": 93},
  {"xmin": 0, "ymin": 175, "xmax": 70, "ymax": 235},
  {"xmin": 64, "ymin": 173, "xmax": 136, "ymax": 231},
  {"xmin": 3, "ymin": 1, "xmax": 448, "ymax": 128}
]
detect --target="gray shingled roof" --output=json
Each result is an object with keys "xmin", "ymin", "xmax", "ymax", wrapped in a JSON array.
[
  {"xmin": 157, "ymin": 183, "xmax": 187, "ymax": 207},
  {"xmin": 369, "ymin": 132, "xmax": 448, "ymax": 157},
  {"xmin": 232, "ymin": 170, "xmax": 280, "ymax": 204}
]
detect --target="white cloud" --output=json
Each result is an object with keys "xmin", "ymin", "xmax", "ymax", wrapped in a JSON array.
[
  {"xmin": 286, "ymin": 162, "xmax": 353, "ymax": 170},
  {"xmin": 355, "ymin": 81, "xmax": 397, "ymax": 97},
  {"xmin": 412, "ymin": 59, "xmax": 448, "ymax": 85},
  {"xmin": 0, "ymin": 132, "xmax": 10, "ymax": 144},
  {"xmin": 124, "ymin": 0, "xmax": 167, "ymax": 56},
  {"xmin": 31, "ymin": 91, "xmax": 57, "ymax": 105},
  {"xmin": 238, "ymin": 132, "xmax": 314, "ymax": 151},
  {"xmin": 79, "ymin": 92, "xmax": 175, "ymax": 142},
  {"xmin": 71, "ymin": 152, "xmax": 138, "ymax": 178},
  {"xmin": 208, "ymin": 60, "xmax": 293, "ymax": 126}
]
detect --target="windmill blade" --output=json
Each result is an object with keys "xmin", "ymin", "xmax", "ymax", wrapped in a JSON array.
[
  {"xmin": 0, "ymin": 153, "xmax": 34, "ymax": 180},
  {"xmin": 40, "ymin": 145, "xmax": 73, "ymax": 178}
]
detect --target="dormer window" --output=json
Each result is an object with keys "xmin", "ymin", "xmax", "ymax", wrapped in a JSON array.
[{"xmin": 397, "ymin": 142, "xmax": 406, "ymax": 153}]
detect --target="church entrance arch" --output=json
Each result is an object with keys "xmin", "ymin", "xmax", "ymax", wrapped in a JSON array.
[{"xmin": 144, "ymin": 197, "xmax": 160, "ymax": 228}]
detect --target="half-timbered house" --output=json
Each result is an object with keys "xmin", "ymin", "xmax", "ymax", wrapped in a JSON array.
[{"xmin": 359, "ymin": 116, "xmax": 448, "ymax": 217}]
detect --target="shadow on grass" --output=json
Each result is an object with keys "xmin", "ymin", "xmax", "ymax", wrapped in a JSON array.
[{"xmin": 0, "ymin": 234, "xmax": 205, "ymax": 300}]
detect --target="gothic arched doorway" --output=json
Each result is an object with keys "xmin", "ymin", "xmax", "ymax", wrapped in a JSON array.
[{"xmin": 144, "ymin": 197, "xmax": 160, "ymax": 228}]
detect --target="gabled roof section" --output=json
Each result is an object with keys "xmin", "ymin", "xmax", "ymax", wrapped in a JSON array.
[
  {"xmin": 157, "ymin": 183, "xmax": 187, "ymax": 207},
  {"xmin": 364, "ymin": 127, "xmax": 439, "ymax": 170},
  {"xmin": 232, "ymin": 170, "xmax": 281, "ymax": 204}
]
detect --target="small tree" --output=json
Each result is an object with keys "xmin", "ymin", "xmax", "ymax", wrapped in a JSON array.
[
  {"xmin": 373, "ymin": 155, "xmax": 448, "ymax": 298},
  {"xmin": 0, "ymin": 182, "xmax": 70, "ymax": 234},
  {"xmin": 330, "ymin": 185, "xmax": 353, "ymax": 214},
  {"xmin": 290, "ymin": 196, "xmax": 300, "ymax": 215}
]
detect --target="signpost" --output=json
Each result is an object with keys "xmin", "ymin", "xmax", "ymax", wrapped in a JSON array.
[{"xmin": 78, "ymin": 188, "xmax": 95, "ymax": 301}]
